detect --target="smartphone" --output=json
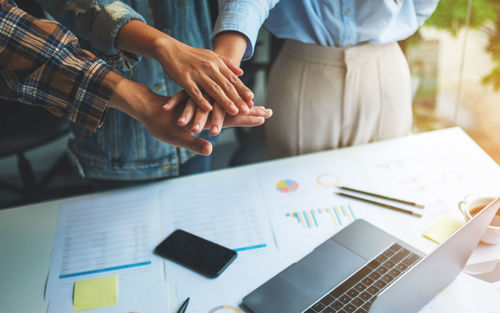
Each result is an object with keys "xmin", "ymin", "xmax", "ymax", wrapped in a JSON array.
[{"xmin": 154, "ymin": 229, "xmax": 237, "ymax": 278}]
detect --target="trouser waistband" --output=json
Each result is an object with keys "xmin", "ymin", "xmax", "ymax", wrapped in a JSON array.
[{"xmin": 283, "ymin": 39, "xmax": 400, "ymax": 65}]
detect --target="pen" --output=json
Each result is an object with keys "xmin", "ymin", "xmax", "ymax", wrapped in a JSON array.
[
  {"xmin": 338, "ymin": 186, "xmax": 425, "ymax": 209},
  {"xmin": 177, "ymin": 297, "xmax": 190, "ymax": 313},
  {"xmin": 336, "ymin": 192, "xmax": 422, "ymax": 218}
]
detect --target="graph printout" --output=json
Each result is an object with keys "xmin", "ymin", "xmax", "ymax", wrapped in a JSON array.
[
  {"xmin": 160, "ymin": 172, "xmax": 275, "ymax": 253},
  {"xmin": 45, "ymin": 188, "xmax": 163, "ymax": 301},
  {"xmin": 285, "ymin": 205, "xmax": 356, "ymax": 229}
]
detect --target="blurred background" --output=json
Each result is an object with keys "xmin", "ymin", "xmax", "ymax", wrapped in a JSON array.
[{"xmin": 1, "ymin": 0, "xmax": 499, "ymax": 208}]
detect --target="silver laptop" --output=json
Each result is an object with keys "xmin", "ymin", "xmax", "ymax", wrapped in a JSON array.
[{"xmin": 242, "ymin": 197, "xmax": 500, "ymax": 313}]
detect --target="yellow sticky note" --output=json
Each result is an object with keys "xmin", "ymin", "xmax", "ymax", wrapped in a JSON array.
[
  {"xmin": 423, "ymin": 216, "xmax": 463, "ymax": 244},
  {"xmin": 73, "ymin": 275, "xmax": 118, "ymax": 312}
]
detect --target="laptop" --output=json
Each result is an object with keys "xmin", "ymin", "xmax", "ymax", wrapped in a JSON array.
[{"xmin": 242, "ymin": 197, "xmax": 500, "ymax": 313}]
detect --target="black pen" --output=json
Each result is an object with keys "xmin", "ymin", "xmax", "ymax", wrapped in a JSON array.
[{"xmin": 177, "ymin": 297, "xmax": 190, "ymax": 313}]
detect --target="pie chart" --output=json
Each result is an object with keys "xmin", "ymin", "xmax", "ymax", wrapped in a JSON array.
[{"xmin": 276, "ymin": 179, "xmax": 299, "ymax": 193}]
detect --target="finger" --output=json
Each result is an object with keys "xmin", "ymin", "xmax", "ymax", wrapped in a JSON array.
[
  {"xmin": 163, "ymin": 90, "xmax": 188, "ymax": 111},
  {"xmin": 245, "ymin": 106, "xmax": 273, "ymax": 118},
  {"xmin": 219, "ymin": 62, "xmax": 254, "ymax": 103},
  {"xmin": 170, "ymin": 130, "xmax": 213, "ymax": 156},
  {"xmin": 247, "ymin": 99, "xmax": 254, "ymax": 109},
  {"xmin": 223, "ymin": 116, "xmax": 266, "ymax": 128},
  {"xmin": 177, "ymin": 98, "xmax": 196, "ymax": 126},
  {"xmin": 199, "ymin": 74, "xmax": 239, "ymax": 115},
  {"xmin": 184, "ymin": 81, "xmax": 212, "ymax": 111},
  {"xmin": 220, "ymin": 55, "xmax": 243, "ymax": 76},
  {"xmin": 191, "ymin": 107, "xmax": 209, "ymax": 134},
  {"xmin": 210, "ymin": 69, "xmax": 251, "ymax": 115},
  {"xmin": 208, "ymin": 104, "xmax": 225, "ymax": 136}
]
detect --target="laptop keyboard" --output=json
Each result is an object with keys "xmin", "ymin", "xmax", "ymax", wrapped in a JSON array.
[{"xmin": 304, "ymin": 243, "xmax": 421, "ymax": 313}]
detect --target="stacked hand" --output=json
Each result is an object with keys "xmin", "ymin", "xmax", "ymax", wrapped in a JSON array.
[
  {"xmin": 157, "ymin": 41, "xmax": 253, "ymax": 115},
  {"xmin": 109, "ymin": 78, "xmax": 272, "ymax": 156},
  {"xmin": 115, "ymin": 21, "xmax": 256, "ymax": 139},
  {"xmin": 163, "ymin": 90, "xmax": 243, "ymax": 136},
  {"xmin": 156, "ymin": 41, "xmax": 253, "ymax": 137},
  {"xmin": 159, "ymin": 32, "xmax": 253, "ymax": 136}
]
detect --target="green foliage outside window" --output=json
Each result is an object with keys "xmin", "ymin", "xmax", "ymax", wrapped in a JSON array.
[{"xmin": 418, "ymin": 0, "xmax": 500, "ymax": 90}]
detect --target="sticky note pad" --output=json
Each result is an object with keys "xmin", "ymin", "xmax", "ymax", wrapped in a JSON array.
[
  {"xmin": 423, "ymin": 216, "xmax": 463, "ymax": 244},
  {"xmin": 73, "ymin": 275, "xmax": 118, "ymax": 312}
]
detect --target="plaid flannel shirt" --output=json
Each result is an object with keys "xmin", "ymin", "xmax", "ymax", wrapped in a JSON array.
[{"xmin": 0, "ymin": 0, "xmax": 123, "ymax": 131}]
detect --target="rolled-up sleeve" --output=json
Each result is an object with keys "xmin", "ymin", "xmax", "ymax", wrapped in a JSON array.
[
  {"xmin": 37, "ymin": 0, "xmax": 145, "ymax": 57},
  {"xmin": 213, "ymin": 0, "xmax": 279, "ymax": 60},
  {"xmin": 0, "ymin": 0, "xmax": 124, "ymax": 131}
]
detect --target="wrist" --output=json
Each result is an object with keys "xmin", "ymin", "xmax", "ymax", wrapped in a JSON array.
[
  {"xmin": 214, "ymin": 31, "xmax": 247, "ymax": 66},
  {"xmin": 151, "ymin": 34, "xmax": 176, "ymax": 62},
  {"xmin": 109, "ymin": 79, "xmax": 153, "ymax": 123},
  {"xmin": 151, "ymin": 34, "xmax": 191, "ymax": 79},
  {"xmin": 116, "ymin": 19, "xmax": 177, "ymax": 62}
]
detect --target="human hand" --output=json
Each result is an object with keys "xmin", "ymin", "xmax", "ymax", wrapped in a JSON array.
[
  {"xmin": 155, "ymin": 38, "xmax": 253, "ymax": 115},
  {"xmin": 161, "ymin": 28, "xmax": 256, "ymax": 135},
  {"xmin": 186, "ymin": 103, "xmax": 272, "ymax": 136},
  {"xmin": 115, "ymin": 20, "xmax": 253, "ymax": 114},
  {"xmin": 140, "ymin": 96, "xmax": 271, "ymax": 154},
  {"xmin": 163, "ymin": 91, "xmax": 272, "ymax": 136},
  {"xmin": 109, "ymin": 79, "xmax": 271, "ymax": 155}
]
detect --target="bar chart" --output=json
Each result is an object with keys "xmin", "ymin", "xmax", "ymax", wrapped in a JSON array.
[{"xmin": 285, "ymin": 205, "xmax": 356, "ymax": 229}]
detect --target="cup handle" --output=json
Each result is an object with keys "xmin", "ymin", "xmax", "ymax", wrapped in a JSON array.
[{"xmin": 458, "ymin": 201, "xmax": 468, "ymax": 216}]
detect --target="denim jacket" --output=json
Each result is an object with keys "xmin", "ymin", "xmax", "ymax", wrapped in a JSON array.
[{"xmin": 37, "ymin": 0, "xmax": 213, "ymax": 180}]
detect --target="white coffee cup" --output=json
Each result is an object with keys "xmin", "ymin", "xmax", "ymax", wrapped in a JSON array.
[{"xmin": 458, "ymin": 196, "xmax": 500, "ymax": 245}]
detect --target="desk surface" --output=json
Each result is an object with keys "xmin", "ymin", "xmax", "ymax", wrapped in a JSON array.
[{"xmin": 1, "ymin": 127, "xmax": 500, "ymax": 313}]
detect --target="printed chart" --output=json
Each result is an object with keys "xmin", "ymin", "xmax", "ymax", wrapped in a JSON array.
[
  {"xmin": 276, "ymin": 179, "xmax": 299, "ymax": 193},
  {"xmin": 285, "ymin": 205, "xmax": 356, "ymax": 230}
]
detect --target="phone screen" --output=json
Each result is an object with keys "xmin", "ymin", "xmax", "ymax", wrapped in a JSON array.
[{"xmin": 154, "ymin": 229, "xmax": 237, "ymax": 278}]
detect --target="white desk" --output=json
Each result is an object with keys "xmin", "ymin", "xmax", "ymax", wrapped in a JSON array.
[{"xmin": 1, "ymin": 128, "xmax": 500, "ymax": 313}]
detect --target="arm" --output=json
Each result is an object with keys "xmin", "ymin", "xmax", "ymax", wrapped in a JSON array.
[
  {"xmin": 0, "ymin": 0, "xmax": 122, "ymax": 131},
  {"xmin": 169, "ymin": 30, "xmax": 248, "ymax": 136},
  {"xmin": 35, "ymin": 0, "xmax": 145, "ymax": 56},
  {"xmin": 213, "ymin": 0, "xmax": 280, "ymax": 61},
  {"xmin": 167, "ymin": 1, "xmax": 277, "ymax": 135},
  {"xmin": 178, "ymin": 0, "xmax": 277, "ymax": 135},
  {"xmin": 0, "ymin": 0, "xmax": 272, "ymax": 154},
  {"xmin": 109, "ymin": 80, "xmax": 272, "ymax": 155},
  {"xmin": 37, "ymin": 0, "xmax": 253, "ymax": 113},
  {"xmin": 115, "ymin": 20, "xmax": 253, "ymax": 114},
  {"xmin": 213, "ymin": 31, "xmax": 248, "ymax": 67}
]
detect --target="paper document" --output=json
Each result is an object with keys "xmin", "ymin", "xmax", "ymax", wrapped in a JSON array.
[
  {"xmin": 160, "ymin": 171, "xmax": 283, "ymax": 312},
  {"xmin": 160, "ymin": 171, "xmax": 275, "ymax": 252},
  {"xmin": 168, "ymin": 250, "xmax": 287, "ymax": 313},
  {"xmin": 45, "ymin": 187, "xmax": 164, "ymax": 308},
  {"xmin": 255, "ymin": 160, "xmax": 366, "ymax": 260}
]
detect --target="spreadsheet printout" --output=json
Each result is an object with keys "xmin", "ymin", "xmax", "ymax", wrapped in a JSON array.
[
  {"xmin": 159, "ymin": 171, "xmax": 275, "ymax": 253},
  {"xmin": 45, "ymin": 187, "xmax": 164, "ymax": 301}
]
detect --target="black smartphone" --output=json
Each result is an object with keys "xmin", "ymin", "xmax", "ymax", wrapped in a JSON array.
[{"xmin": 154, "ymin": 229, "xmax": 237, "ymax": 278}]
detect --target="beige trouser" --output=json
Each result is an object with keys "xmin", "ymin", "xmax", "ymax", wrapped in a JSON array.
[{"xmin": 265, "ymin": 39, "xmax": 412, "ymax": 159}]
